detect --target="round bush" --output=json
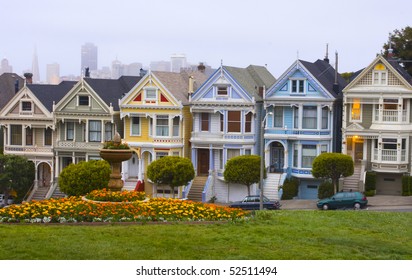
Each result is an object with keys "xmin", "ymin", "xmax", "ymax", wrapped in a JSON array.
[
  {"xmin": 59, "ymin": 160, "xmax": 111, "ymax": 196},
  {"xmin": 281, "ymin": 177, "xmax": 299, "ymax": 200}
]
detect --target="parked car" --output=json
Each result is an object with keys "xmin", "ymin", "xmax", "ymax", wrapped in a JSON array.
[
  {"xmin": 229, "ymin": 195, "xmax": 280, "ymax": 210},
  {"xmin": 317, "ymin": 191, "xmax": 368, "ymax": 210}
]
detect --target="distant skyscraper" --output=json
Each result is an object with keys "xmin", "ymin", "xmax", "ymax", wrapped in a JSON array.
[
  {"xmin": 81, "ymin": 42, "xmax": 98, "ymax": 75},
  {"xmin": 170, "ymin": 54, "xmax": 187, "ymax": 73},
  {"xmin": 32, "ymin": 47, "xmax": 40, "ymax": 83},
  {"xmin": 150, "ymin": 60, "xmax": 171, "ymax": 72},
  {"xmin": 0, "ymin": 58, "xmax": 13, "ymax": 74},
  {"xmin": 46, "ymin": 63, "xmax": 60, "ymax": 84}
]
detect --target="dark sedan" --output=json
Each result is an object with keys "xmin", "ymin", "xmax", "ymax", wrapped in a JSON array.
[{"xmin": 229, "ymin": 195, "xmax": 280, "ymax": 210}]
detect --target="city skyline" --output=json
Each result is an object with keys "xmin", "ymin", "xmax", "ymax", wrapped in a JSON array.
[{"xmin": 1, "ymin": 0, "xmax": 411, "ymax": 81}]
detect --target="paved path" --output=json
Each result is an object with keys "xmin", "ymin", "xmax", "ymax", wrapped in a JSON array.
[{"xmin": 281, "ymin": 195, "xmax": 412, "ymax": 210}]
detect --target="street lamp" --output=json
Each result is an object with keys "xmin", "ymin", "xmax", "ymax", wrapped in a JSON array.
[{"xmin": 260, "ymin": 111, "xmax": 273, "ymax": 210}]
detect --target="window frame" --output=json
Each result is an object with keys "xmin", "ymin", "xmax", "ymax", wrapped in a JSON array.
[
  {"xmin": 217, "ymin": 86, "xmax": 228, "ymax": 96},
  {"xmin": 350, "ymin": 99, "xmax": 362, "ymax": 122},
  {"xmin": 131, "ymin": 117, "xmax": 141, "ymax": 136},
  {"xmin": 10, "ymin": 125, "xmax": 22, "ymax": 145},
  {"xmin": 302, "ymin": 106, "xmax": 317, "ymax": 129},
  {"xmin": 44, "ymin": 128, "xmax": 52, "ymax": 146},
  {"xmin": 227, "ymin": 111, "xmax": 241, "ymax": 133},
  {"xmin": 144, "ymin": 87, "xmax": 157, "ymax": 102},
  {"xmin": 200, "ymin": 113, "xmax": 209, "ymax": 132},
  {"xmin": 273, "ymin": 107, "xmax": 283, "ymax": 128},
  {"xmin": 88, "ymin": 120, "xmax": 102, "ymax": 142},
  {"xmin": 301, "ymin": 144, "xmax": 317, "ymax": 168},
  {"xmin": 66, "ymin": 122, "xmax": 74, "ymax": 141},
  {"xmin": 25, "ymin": 127, "xmax": 33, "ymax": 146},
  {"xmin": 291, "ymin": 79, "xmax": 305, "ymax": 94},
  {"xmin": 156, "ymin": 115, "xmax": 169, "ymax": 137},
  {"xmin": 21, "ymin": 101, "xmax": 33, "ymax": 112},
  {"xmin": 244, "ymin": 112, "xmax": 252, "ymax": 133},
  {"xmin": 172, "ymin": 116, "xmax": 179, "ymax": 137},
  {"xmin": 78, "ymin": 95, "xmax": 90, "ymax": 106}
]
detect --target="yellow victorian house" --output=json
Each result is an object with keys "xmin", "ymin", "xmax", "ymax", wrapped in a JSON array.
[{"xmin": 119, "ymin": 70, "xmax": 208, "ymax": 197}]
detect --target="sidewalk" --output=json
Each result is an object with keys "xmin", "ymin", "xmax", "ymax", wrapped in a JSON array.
[{"xmin": 280, "ymin": 195, "xmax": 412, "ymax": 210}]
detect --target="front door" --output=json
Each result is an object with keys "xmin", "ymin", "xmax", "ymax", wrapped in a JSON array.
[
  {"xmin": 128, "ymin": 152, "xmax": 139, "ymax": 178},
  {"xmin": 270, "ymin": 142, "xmax": 284, "ymax": 173},
  {"xmin": 354, "ymin": 141, "xmax": 363, "ymax": 163},
  {"xmin": 197, "ymin": 149, "xmax": 209, "ymax": 175}
]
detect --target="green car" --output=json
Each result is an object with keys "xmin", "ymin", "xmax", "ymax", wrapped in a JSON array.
[{"xmin": 317, "ymin": 191, "xmax": 368, "ymax": 210}]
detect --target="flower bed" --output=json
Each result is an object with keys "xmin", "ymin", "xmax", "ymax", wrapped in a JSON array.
[
  {"xmin": 0, "ymin": 196, "xmax": 250, "ymax": 224},
  {"xmin": 85, "ymin": 188, "xmax": 146, "ymax": 202}
]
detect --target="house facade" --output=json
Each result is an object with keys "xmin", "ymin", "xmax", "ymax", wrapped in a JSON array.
[
  {"xmin": 342, "ymin": 54, "xmax": 412, "ymax": 195},
  {"xmin": 265, "ymin": 58, "xmax": 347, "ymax": 199},
  {"xmin": 189, "ymin": 65, "xmax": 275, "ymax": 203},
  {"xmin": 0, "ymin": 80, "xmax": 76, "ymax": 199},
  {"xmin": 119, "ymin": 70, "xmax": 208, "ymax": 198}
]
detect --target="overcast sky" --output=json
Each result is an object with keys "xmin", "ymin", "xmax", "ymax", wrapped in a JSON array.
[{"xmin": 1, "ymin": 0, "xmax": 411, "ymax": 80}]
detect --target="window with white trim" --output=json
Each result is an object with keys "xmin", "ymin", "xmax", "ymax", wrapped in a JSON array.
[
  {"xmin": 89, "ymin": 120, "xmax": 101, "ymax": 142},
  {"xmin": 293, "ymin": 144, "xmax": 298, "ymax": 167},
  {"xmin": 26, "ymin": 127, "xmax": 33, "ymax": 145},
  {"xmin": 244, "ymin": 112, "xmax": 252, "ymax": 133},
  {"xmin": 217, "ymin": 86, "xmax": 228, "ymax": 96},
  {"xmin": 44, "ymin": 128, "xmax": 52, "ymax": 146},
  {"xmin": 156, "ymin": 152, "xmax": 168, "ymax": 160},
  {"xmin": 156, "ymin": 115, "xmax": 169, "ymax": 136},
  {"xmin": 291, "ymin": 79, "xmax": 304, "ymax": 94},
  {"xmin": 78, "ymin": 96, "xmax": 89, "ymax": 106},
  {"xmin": 21, "ymin": 101, "xmax": 32, "ymax": 112},
  {"xmin": 172, "ymin": 116, "xmax": 179, "ymax": 137},
  {"xmin": 227, "ymin": 149, "xmax": 240, "ymax": 161},
  {"xmin": 201, "ymin": 113, "xmax": 209, "ymax": 131},
  {"xmin": 227, "ymin": 111, "xmax": 241, "ymax": 133},
  {"xmin": 145, "ymin": 88, "xmax": 157, "ymax": 100},
  {"xmin": 350, "ymin": 99, "xmax": 362, "ymax": 121},
  {"xmin": 66, "ymin": 122, "xmax": 74, "ymax": 141},
  {"xmin": 293, "ymin": 107, "xmax": 299, "ymax": 129},
  {"xmin": 105, "ymin": 123, "xmax": 113, "ymax": 141},
  {"xmin": 302, "ymin": 106, "xmax": 317, "ymax": 129},
  {"xmin": 11, "ymin": 125, "xmax": 22, "ymax": 145},
  {"xmin": 274, "ymin": 107, "xmax": 283, "ymax": 128},
  {"xmin": 322, "ymin": 107, "xmax": 329, "ymax": 129},
  {"xmin": 131, "ymin": 117, "xmax": 141, "ymax": 135},
  {"xmin": 302, "ymin": 145, "xmax": 317, "ymax": 168}
]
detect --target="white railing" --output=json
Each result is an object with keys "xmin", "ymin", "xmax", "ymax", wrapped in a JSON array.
[
  {"xmin": 5, "ymin": 146, "xmax": 53, "ymax": 153},
  {"xmin": 56, "ymin": 141, "xmax": 103, "ymax": 149},
  {"xmin": 374, "ymin": 109, "xmax": 407, "ymax": 122},
  {"xmin": 373, "ymin": 148, "xmax": 406, "ymax": 162}
]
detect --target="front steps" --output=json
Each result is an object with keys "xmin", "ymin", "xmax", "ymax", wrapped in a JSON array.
[
  {"xmin": 342, "ymin": 164, "xmax": 362, "ymax": 192},
  {"xmin": 263, "ymin": 173, "xmax": 283, "ymax": 200},
  {"xmin": 187, "ymin": 176, "xmax": 208, "ymax": 202}
]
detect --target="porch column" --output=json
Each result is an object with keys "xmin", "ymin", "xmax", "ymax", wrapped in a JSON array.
[
  {"xmin": 209, "ymin": 144, "xmax": 213, "ymax": 173},
  {"xmin": 298, "ymin": 104, "xmax": 303, "ymax": 129},
  {"xmin": 398, "ymin": 98, "xmax": 403, "ymax": 123},
  {"xmin": 101, "ymin": 120, "xmax": 104, "ymax": 143},
  {"xmin": 85, "ymin": 120, "xmax": 89, "ymax": 142}
]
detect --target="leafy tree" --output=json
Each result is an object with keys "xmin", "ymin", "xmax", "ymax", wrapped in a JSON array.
[
  {"xmin": 147, "ymin": 156, "xmax": 195, "ymax": 198},
  {"xmin": 383, "ymin": 26, "xmax": 412, "ymax": 75},
  {"xmin": 311, "ymin": 153, "xmax": 354, "ymax": 193},
  {"xmin": 223, "ymin": 155, "xmax": 264, "ymax": 196},
  {"xmin": 0, "ymin": 154, "xmax": 35, "ymax": 204},
  {"xmin": 59, "ymin": 160, "xmax": 111, "ymax": 196},
  {"xmin": 317, "ymin": 180, "xmax": 334, "ymax": 199}
]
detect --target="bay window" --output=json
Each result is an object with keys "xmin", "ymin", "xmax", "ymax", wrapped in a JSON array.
[
  {"xmin": 89, "ymin": 120, "xmax": 101, "ymax": 142},
  {"xmin": 156, "ymin": 115, "xmax": 169, "ymax": 136},
  {"xmin": 302, "ymin": 145, "xmax": 317, "ymax": 168},
  {"xmin": 302, "ymin": 106, "xmax": 317, "ymax": 129},
  {"xmin": 227, "ymin": 111, "xmax": 241, "ymax": 133}
]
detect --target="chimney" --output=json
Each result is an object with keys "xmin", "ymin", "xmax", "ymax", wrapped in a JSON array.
[
  {"xmin": 24, "ymin": 73, "xmax": 33, "ymax": 84},
  {"xmin": 188, "ymin": 75, "xmax": 194, "ymax": 97},
  {"xmin": 85, "ymin": 67, "xmax": 90, "ymax": 78},
  {"xmin": 324, "ymin": 43, "xmax": 330, "ymax": 63},
  {"xmin": 197, "ymin": 62, "xmax": 206, "ymax": 73},
  {"xmin": 333, "ymin": 51, "xmax": 340, "ymax": 94},
  {"xmin": 14, "ymin": 79, "xmax": 19, "ymax": 93},
  {"xmin": 139, "ymin": 68, "xmax": 147, "ymax": 77}
]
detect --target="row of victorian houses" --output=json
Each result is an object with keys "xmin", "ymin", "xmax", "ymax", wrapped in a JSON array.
[{"xmin": 1, "ymin": 52, "xmax": 411, "ymax": 202}]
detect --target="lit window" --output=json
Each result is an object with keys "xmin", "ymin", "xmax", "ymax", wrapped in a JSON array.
[{"xmin": 351, "ymin": 99, "xmax": 361, "ymax": 121}]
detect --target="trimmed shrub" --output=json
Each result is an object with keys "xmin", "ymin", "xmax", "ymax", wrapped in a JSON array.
[
  {"xmin": 364, "ymin": 171, "xmax": 376, "ymax": 196},
  {"xmin": 318, "ymin": 180, "xmax": 334, "ymax": 199},
  {"xmin": 59, "ymin": 160, "xmax": 111, "ymax": 196},
  {"xmin": 281, "ymin": 177, "xmax": 299, "ymax": 200},
  {"xmin": 401, "ymin": 175, "xmax": 412, "ymax": 196}
]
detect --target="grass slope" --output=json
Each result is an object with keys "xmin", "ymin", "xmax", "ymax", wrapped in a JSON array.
[{"xmin": 0, "ymin": 210, "xmax": 411, "ymax": 260}]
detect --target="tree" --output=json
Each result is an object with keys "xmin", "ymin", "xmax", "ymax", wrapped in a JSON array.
[
  {"xmin": 147, "ymin": 156, "xmax": 195, "ymax": 198},
  {"xmin": 59, "ymin": 160, "xmax": 111, "ymax": 196},
  {"xmin": 311, "ymin": 153, "xmax": 354, "ymax": 193},
  {"xmin": 0, "ymin": 154, "xmax": 35, "ymax": 204},
  {"xmin": 223, "ymin": 155, "xmax": 264, "ymax": 196},
  {"xmin": 383, "ymin": 26, "xmax": 412, "ymax": 75}
]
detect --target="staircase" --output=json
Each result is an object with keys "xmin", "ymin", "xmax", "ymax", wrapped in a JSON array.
[
  {"xmin": 263, "ymin": 173, "xmax": 283, "ymax": 200},
  {"xmin": 187, "ymin": 176, "xmax": 208, "ymax": 202},
  {"xmin": 51, "ymin": 185, "xmax": 66, "ymax": 199},
  {"xmin": 342, "ymin": 164, "xmax": 362, "ymax": 192},
  {"xmin": 30, "ymin": 186, "xmax": 49, "ymax": 201}
]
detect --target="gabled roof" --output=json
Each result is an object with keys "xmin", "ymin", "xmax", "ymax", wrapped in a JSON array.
[
  {"xmin": 387, "ymin": 58, "xmax": 412, "ymax": 86},
  {"xmin": 299, "ymin": 59, "xmax": 348, "ymax": 97},
  {"xmin": 0, "ymin": 73, "xmax": 24, "ymax": 109},
  {"xmin": 84, "ymin": 76, "xmax": 142, "ymax": 110},
  {"xmin": 224, "ymin": 65, "xmax": 276, "ymax": 100},
  {"xmin": 27, "ymin": 81, "xmax": 77, "ymax": 111},
  {"xmin": 152, "ymin": 70, "xmax": 209, "ymax": 105}
]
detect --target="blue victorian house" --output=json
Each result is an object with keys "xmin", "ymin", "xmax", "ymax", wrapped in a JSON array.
[{"xmin": 264, "ymin": 55, "xmax": 347, "ymax": 199}]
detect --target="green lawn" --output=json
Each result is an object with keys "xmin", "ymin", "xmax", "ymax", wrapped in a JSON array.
[{"xmin": 1, "ymin": 210, "xmax": 411, "ymax": 260}]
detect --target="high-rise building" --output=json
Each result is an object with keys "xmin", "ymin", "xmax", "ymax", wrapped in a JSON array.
[
  {"xmin": 150, "ymin": 60, "xmax": 171, "ymax": 72},
  {"xmin": 32, "ymin": 47, "xmax": 40, "ymax": 83},
  {"xmin": 0, "ymin": 58, "xmax": 13, "ymax": 74},
  {"xmin": 81, "ymin": 42, "xmax": 98, "ymax": 75},
  {"xmin": 170, "ymin": 54, "xmax": 187, "ymax": 73},
  {"xmin": 46, "ymin": 63, "xmax": 60, "ymax": 84}
]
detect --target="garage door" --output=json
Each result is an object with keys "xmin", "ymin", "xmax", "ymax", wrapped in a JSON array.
[
  {"xmin": 298, "ymin": 180, "xmax": 319, "ymax": 199},
  {"xmin": 376, "ymin": 173, "xmax": 402, "ymax": 195}
]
